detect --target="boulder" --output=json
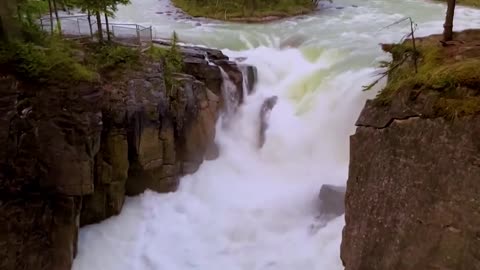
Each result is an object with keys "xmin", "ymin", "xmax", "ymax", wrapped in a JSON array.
[
  {"xmin": 258, "ymin": 96, "xmax": 278, "ymax": 148},
  {"xmin": 318, "ymin": 184, "xmax": 346, "ymax": 219}
]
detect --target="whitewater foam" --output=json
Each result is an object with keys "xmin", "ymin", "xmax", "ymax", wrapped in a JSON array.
[{"xmin": 74, "ymin": 1, "xmax": 480, "ymax": 270}]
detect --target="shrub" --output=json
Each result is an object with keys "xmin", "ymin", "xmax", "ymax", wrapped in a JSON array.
[
  {"xmin": 92, "ymin": 45, "xmax": 140, "ymax": 70},
  {"xmin": 148, "ymin": 32, "xmax": 184, "ymax": 87},
  {"xmin": 0, "ymin": 37, "xmax": 97, "ymax": 83}
]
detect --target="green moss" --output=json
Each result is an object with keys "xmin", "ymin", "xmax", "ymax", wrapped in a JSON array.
[
  {"xmin": 171, "ymin": 0, "xmax": 314, "ymax": 21},
  {"xmin": 374, "ymin": 39, "xmax": 480, "ymax": 118},
  {"xmin": 435, "ymin": 97, "xmax": 480, "ymax": 119}
]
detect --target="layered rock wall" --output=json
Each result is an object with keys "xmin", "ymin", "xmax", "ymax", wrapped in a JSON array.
[
  {"xmin": 341, "ymin": 31, "xmax": 480, "ymax": 270},
  {"xmin": 0, "ymin": 47, "xmax": 255, "ymax": 270}
]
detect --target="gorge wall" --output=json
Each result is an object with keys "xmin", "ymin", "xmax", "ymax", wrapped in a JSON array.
[
  {"xmin": 341, "ymin": 30, "xmax": 480, "ymax": 270},
  {"xmin": 0, "ymin": 45, "xmax": 255, "ymax": 270}
]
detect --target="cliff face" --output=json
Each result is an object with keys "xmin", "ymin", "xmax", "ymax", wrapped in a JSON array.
[
  {"xmin": 341, "ymin": 30, "xmax": 480, "ymax": 270},
  {"xmin": 0, "ymin": 47, "xmax": 255, "ymax": 270}
]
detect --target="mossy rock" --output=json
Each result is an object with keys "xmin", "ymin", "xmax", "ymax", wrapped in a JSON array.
[{"xmin": 373, "ymin": 31, "xmax": 480, "ymax": 119}]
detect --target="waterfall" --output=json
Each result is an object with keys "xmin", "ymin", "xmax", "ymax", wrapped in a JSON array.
[
  {"xmin": 74, "ymin": 1, "xmax": 480, "ymax": 270},
  {"xmin": 239, "ymin": 64, "xmax": 253, "ymax": 98},
  {"xmin": 218, "ymin": 66, "xmax": 241, "ymax": 129}
]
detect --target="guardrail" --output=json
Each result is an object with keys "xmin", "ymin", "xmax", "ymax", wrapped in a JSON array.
[{"xmin": 39, "ymin": 15, "xmax": 153, "ymax": 48}]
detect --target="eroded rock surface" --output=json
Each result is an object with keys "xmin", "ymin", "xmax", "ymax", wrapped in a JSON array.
[
  {"xmin": 342, "ymin": 100, "xmax": 480, "ymax": 270},
  {"xmin": 342, "ymin": 31, "xmax": 480, "ymax": 270},
  {"xmin": 0, "ymin": 46, "xmax": 255, "ymax": 270}
]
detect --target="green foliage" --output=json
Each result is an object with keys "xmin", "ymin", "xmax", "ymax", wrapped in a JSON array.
[
  {"xmin": 148, "ymin": 32, "xmax": 183, "ymax": 87},
  {"xmin": 0, "ymin": 36, "xmax": 97, "ymax": 82},
  {"xmin": 164, "ymin": 32, "xmax": 183, "ymax": 87},
  {"xmin": 92, "ymin": 44, "xmax": 140, "ymax": 70},
  {"xmin": 171, "ymin": 0, "xmax": 316, "ymax": 20},
  {"xmin": 20, "ymin": 22, "xmax": 48, "ymax": 43},
  {"xmin": 17, "ymin": 0, "xmax": 49, "ymax": 26}
]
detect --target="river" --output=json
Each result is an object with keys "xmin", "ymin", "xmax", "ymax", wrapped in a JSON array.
[{"xmin": 72, "ymin": 1, "xmax": 480, "ymax": 270}]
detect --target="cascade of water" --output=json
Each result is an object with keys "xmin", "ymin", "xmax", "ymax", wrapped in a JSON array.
[
  {"xmin": 218, "ymin": 66, "xmax": 241, "ymax": 127},
  {"xmin": 73, "ymin": 1, "xmax": 480, "ymax": 270},
  {"xmin": 239, "ymin": 64, "xmax": 252, "ymax": 98}
]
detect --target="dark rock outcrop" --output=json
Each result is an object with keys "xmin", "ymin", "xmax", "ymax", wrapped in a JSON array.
[
  {"xmin": 0, "ymin": 46, "xmax": 255, "ymax": 270},
  {"xmin": 258, "ymin": 96, "xmax": 278, "ymax": 148},
  {"xmin": 0, "ymin": 76, "xmax": 101, "ymax": 270},
  {"xmin": 342, "ymin": 93, "xmax": 480, "ymax": 270},
  {"xmin": 342, "ymin": 31, "xmax": 480, "ymax": 270},
  {"xmin": 318, "ymin": 184, "xmax": 345, "ymax": 220}
]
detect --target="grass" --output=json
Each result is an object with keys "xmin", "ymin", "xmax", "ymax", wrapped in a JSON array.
[
  {"xmin": 372, "ymin": 34, "xmax": 480, "ymax": 119},
  {"xmin": 171, "ymin": 0, "xmax": 315, "ymax": 21},
  {"xmin": 89, "ymin": 44, "xmax": 141, "ymax": 71}
]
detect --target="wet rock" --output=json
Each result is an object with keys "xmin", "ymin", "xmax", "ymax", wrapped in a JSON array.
[
  {"xmin": 239, "ymin": 64, "xmax": 257, "ymax": 94},
  {"xmin": 213, "ymin": 59, "xmax": 245, "ymax": 103},
  {"xmin": 0, "ymin": 45, "xmax": 254, "ymax": 267},
  {"xmin": 318, "ymin": 184, "xmax": 346, "ymax": 219},
  {"xmin": 174, "ymin": 74, "xmax": 220, "ymax": 172},
  {"xmin": 258, "ymin": 96, "xmax": 278, "ymax": 148},
  {"xmin": 195, "ymin": 22, "xmax": 202, "ymax": 26},
  {"xmin": 183, "ymin": 56, "xmax": 223, "ymax": 96}
]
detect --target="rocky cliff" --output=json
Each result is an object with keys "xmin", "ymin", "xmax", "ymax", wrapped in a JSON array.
[
  {"xmin": 0, "ymin": 45, "xmax": 255, "ymax": 270},
  {"xmin": 341, "ymin": 30, "xmax": 480, "ymax": 270}
]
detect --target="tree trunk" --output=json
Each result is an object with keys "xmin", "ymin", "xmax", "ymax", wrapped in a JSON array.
[
  {"xmin": 52, "ymin": 0, "xmax": 62, "ymax": 35},
  {"xmin": 87, "ymin": 10, "xmax": 93, "ymax": 37},
  {"xmin": 47, "ymin": 0, "xmax": 54, "ymax": 34},
  {"xmin": 0, "ymin": 0, "xmax": 20, "ymax": 41},
  {"xmin": 104, "ymin": 12, "xmax": 111, "ymax": 42},
  {"xmin": 95, "ymin": 11, "xmax": 103, "ymax": 42},
  {"xmin": 443, "ymin": 0, "xmax": 456, "ymax": 41}
]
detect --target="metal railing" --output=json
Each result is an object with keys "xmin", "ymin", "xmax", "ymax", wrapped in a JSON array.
[
  {"xmin": 109, "ymin": 23, "xmax": 153, "ymax": 48},
  {"xmin": 40, "ymin": 15, "xmax": 94, "ymax": 37},
  {"xmin": 39, "ymin": 15, "xmax": 153, "ymax": 48}
]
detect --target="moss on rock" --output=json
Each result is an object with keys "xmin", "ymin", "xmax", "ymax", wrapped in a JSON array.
[{"xmin": 373, "ymin": 30, "xmax": 480, "ymax": 119}]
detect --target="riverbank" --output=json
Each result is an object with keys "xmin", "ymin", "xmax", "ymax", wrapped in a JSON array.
[
  {"xmin": 170, "ymin": 0, "xmax": 317, "ymax": 23},
  {"xmin": 437, "ymin": 0, "xmax": 480, "ymax": 8}
]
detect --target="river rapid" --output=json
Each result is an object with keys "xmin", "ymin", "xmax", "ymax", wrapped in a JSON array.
[{"xmin": 73, "ymin": 1, "xmax": 480, "ymax": 270}]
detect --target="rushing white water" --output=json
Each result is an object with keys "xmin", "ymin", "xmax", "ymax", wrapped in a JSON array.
[{"xmin": 73, "ymin": 1, "xmax": 480, "ymax": 270}]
